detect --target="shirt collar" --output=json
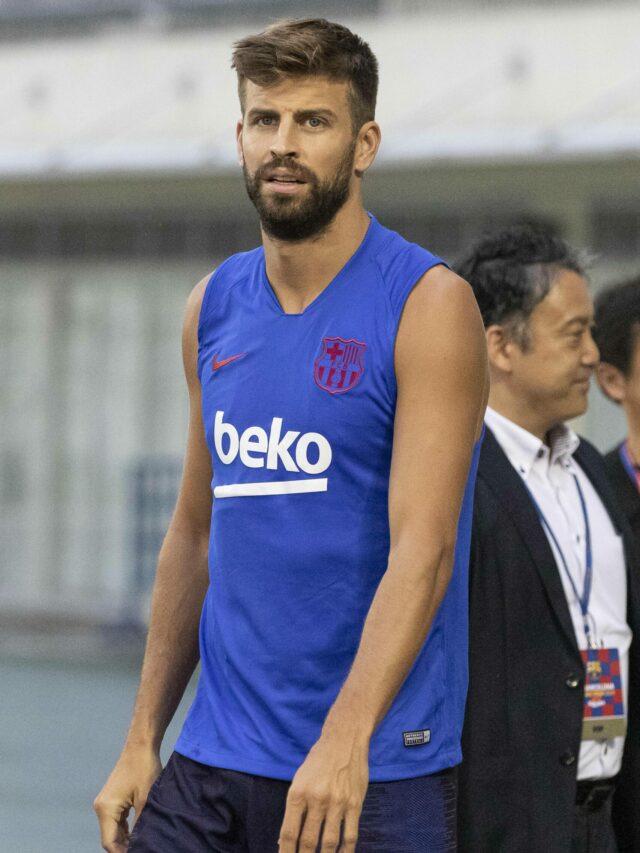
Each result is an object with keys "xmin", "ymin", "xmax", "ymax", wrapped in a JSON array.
[{"xmin": 484, "ymin": 406, "xmax": 580, "ymax": 479}]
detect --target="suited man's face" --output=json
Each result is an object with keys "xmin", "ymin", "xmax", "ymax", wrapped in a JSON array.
[{"xmin": 492, "ymin": 270, "xmax": 600, "ymax": 425}]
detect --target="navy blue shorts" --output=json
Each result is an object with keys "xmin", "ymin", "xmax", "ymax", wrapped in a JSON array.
[{"xmin": 128, "ymin": 751, "xmax": 457, "ymax": 852}]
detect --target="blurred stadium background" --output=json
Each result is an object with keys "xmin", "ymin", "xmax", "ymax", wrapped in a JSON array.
[
  {"xmin": 1, "ymin": 1, "xmax": 639, "ymax": 849},
  {"xmin": 4, "ymin": 0, "xmax": 640, "ymax": 631}
]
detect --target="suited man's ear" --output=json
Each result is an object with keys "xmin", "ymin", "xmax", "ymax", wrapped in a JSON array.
[
  {"xmin": 486, "ymin": 324, "xmax": 517, "ymax": 375},
  {"xmin": 597, "ymin": 362, "xmax": 626, "ymax": 405}
]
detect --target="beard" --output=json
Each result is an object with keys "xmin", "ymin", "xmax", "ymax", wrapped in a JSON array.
[{"xmin": 242, "ymin": 140, "xmax": 356, "ymax": 242}]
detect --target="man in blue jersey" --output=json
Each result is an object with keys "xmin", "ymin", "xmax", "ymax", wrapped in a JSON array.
[{"xmin": 94, "ymin": 18, "xmax": 488, "ymax": 853}]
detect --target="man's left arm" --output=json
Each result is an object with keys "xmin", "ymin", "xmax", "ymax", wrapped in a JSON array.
[{"xmin": 278, "ymin": 267, "xmax": 489, "ymax": 853}]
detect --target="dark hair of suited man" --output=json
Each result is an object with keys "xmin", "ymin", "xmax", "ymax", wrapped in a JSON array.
[{"xmin": 455, "ymin": 222, "xmax": 585, "ymax": 349}]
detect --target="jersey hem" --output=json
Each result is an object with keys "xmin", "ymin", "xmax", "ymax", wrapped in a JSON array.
[{"xmin": 174, "ymin": 735, "xmax": 462, "ymax": 783}]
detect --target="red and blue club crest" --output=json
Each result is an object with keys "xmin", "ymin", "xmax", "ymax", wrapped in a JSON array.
[{"xmin": 314, "ymin": 336, "xmax": 366, "ymax": 395}]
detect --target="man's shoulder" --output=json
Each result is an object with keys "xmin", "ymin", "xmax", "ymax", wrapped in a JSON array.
[
  {"xmin": 575, "ymin": 433, "xmax": 603, "ymax": 459},
  {"xmin": 370, "ymin": 219, "xmax": 443, "ymax": 280},
  {"xmin": 600, "ymin": 442, "xmax": 640, "ymax": 504},
  {"xmin": 473, "ymin": 429, "xmax": 514, "ymax": 506},
  {"xmin": 574, "ymin": 434, "xmax": 616, "ymax": 481},
  {"xmin": 197, "ymin": 246, "xmax": 263, "ymax": 318},
  {"xmin": 368, "ymin": 221, "xmax": 463, "ymax": 333},
  {"xmin": 603, "ymin": 443, "xmax": 623, "ymax": 467},
  {"xmin": 573, "ymin": 435, "xmax": 634, "ymax": 529},
  {"xmin": 211, "ymin": 246, "xmax": 263, "ymax": 286},
  {"xmin": 476, "ymin": 425, "xmax": 509, "ymax": 470}
]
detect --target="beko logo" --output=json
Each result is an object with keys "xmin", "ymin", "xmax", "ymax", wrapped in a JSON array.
[{"xmin": 212, "ymin": 411, "xmax": 332, "ymax": 498}]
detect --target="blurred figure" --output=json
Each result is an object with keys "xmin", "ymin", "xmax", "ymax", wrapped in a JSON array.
[
  {"xmin": 455, "ymin": 225, "xmax": 640, "ymax": 852},
  {"xmin": 595, "ymin": 277, "xmax": 640, "ymax": 540}
]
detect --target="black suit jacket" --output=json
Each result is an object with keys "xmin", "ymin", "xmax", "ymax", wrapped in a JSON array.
[
  {"xmin": 458, "ymin": 429, "xmax": 640, "ymax": 852},
  {"xmin": 605, "ymin": 445, "xmax": 640, "ymax": 543}
]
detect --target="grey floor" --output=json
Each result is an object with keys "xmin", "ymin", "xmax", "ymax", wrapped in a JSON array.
[{"xmin": 0, "ymin": 653, "xmax": 195, "ymax": 853}]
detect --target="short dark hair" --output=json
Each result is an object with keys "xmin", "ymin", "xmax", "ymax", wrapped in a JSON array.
[
  {"xmin": 455, "ymin": 223, "xmax": 585, "ymax": 347},
  {"xmin": 231, "ymin": 18, "xmax": 378, "ymax": 132},
  {"xmin": 594, "ymin": 276, "xmax": 640, "ymax": 375}
]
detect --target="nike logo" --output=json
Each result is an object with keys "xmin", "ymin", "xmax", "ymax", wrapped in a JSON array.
[{"xmin": 212, "ymin": 352, "xmax": 247, "ymax": 371}]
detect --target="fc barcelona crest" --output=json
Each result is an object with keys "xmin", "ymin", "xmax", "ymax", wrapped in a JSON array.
[{"xmin": 314, "ymin": 336, "xmax": 366, "ymax": 395}]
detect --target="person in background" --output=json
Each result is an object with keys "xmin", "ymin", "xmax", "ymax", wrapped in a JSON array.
[
  {"xmin": 594, "ymin": 276, "xmax": 640, "ymax": 541},
  {"xmin": 455, "ymin": 225, "xmax": 640, "ymax": 852}
]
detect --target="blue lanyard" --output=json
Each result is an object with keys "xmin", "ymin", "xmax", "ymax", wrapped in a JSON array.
[{"xmin": 524, "ymin": 473, "xmax": 594, "ymax": 645}]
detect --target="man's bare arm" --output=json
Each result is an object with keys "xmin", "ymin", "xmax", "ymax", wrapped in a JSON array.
[
  {"xmin": 279, "ymin": 267, "xmax": 489, "ymax": 853},
  {"xmin": 123, "ymin": 277, "xmax": 212, "ymax": 750},
  {"xmin": 94, "ymin": 274, "xmax": 213, "ymax": 853}
]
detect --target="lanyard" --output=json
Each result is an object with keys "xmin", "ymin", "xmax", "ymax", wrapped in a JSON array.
[
  {"xmin": 619, "ymin": 441, "xmax": 640, "ymax": 493},
  {"xmin": 524, "ymin": 473, "xmax": 594, "ymax": 645}
]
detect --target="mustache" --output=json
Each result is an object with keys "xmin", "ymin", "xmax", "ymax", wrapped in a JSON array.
[{"xmin": 254, "ymin": 157, "xmax": 317, "ymax": 184}]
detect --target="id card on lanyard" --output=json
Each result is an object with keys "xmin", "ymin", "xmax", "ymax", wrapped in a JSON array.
[
  {"xmin": 524, "ymin": 472, "xmax": 627, "ymax": 742},
  {"xmin": 581, "ymin": 647, "xmax": 626, "ymax": 740}
]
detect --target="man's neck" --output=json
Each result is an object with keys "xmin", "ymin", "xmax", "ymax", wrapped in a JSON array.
[
  {"xmin": 488, "ymin": 389, "xmax": 555, "ymax": 443},
  {"xmin": 262, "ymin": 197, "xmax": 370, "ymax": 314}
]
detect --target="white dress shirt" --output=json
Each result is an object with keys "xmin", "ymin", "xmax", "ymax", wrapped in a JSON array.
[{"xmin": 484, "ymin": 406, "xmax": 632, "ymax": 781}]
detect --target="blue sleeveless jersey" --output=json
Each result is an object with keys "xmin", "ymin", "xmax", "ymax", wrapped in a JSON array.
[{"xmin": 175, "ymin": 214, "xmax": 482, "ymax": 782}]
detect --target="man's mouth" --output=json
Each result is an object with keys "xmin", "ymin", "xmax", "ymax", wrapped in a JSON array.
[
  {"xmin": 262, "ymin": 172, "xmax": 308, "ymax": 195},
  {"xmin": 265, "ymin": 175, "xmax": 306, "ymax": 184}
]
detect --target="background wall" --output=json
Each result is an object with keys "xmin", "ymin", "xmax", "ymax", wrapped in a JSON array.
[{"xmin": 1, "ymin": 0, "xmax": 639, "ymax": 622}]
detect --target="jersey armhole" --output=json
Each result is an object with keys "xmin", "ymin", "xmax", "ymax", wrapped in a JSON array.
[
  {"xmin": 387, "ymin": 256, "xmax": 450, "ymax": 395},
  {"xmin": 196, "ymin": 268, "xmax": 219, "ymax": 382}
]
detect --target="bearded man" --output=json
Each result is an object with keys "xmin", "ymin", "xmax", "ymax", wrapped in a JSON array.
[{"xmin": 94, "ymin": 18, "xmax": 487, "ymax": 853}]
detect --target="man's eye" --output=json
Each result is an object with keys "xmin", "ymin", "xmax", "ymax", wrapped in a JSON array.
[
  {"xmin": 256, "ymin": 116, "xmax": 275, "ymax": 126},
  {"xmin": 307, "ymin": 117, "xmax": 324, "ymax": 128}
]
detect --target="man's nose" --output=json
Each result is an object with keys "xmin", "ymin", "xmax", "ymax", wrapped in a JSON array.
[
  {"xmin": 583, "ymin": 330, "xmax": 600, "ymax": 367},
  {"xmin": 270, "ymin": 117, "xmax": 299, "ymax": 160}
]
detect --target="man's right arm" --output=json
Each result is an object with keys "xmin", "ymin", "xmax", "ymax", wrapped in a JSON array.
[{"xmin": 94, "ymin": 275, "xmax": 213, "ymax": 853}]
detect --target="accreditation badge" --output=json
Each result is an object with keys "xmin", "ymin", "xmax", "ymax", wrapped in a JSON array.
[{"xmin": 581, "ymin": 647, "xmax": 627, "ymax": 741}]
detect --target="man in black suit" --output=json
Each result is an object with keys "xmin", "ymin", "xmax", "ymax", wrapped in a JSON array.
[
  {"xmin": 455, "ymin": 225, "xmax": 640, "ymax": 852},
  {"xmin": 594, "ymin": 276, "xmax": 640, "ymax": 541}
]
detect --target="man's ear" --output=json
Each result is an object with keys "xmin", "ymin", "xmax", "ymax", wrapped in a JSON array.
[
  {"xmin": 353, "ymin": 121, "xmax": 381, "ymax": 177},
  {"xmin": 486, "ymin": 324, "xmax": 517, "ymax": 374},
  {"xmin": 596, "ymin": 362, "xmax": 626, "ymax": 405},
  {"xmin": 236, "ymin": 120, "xmax": 244, "ymax": 167}
]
